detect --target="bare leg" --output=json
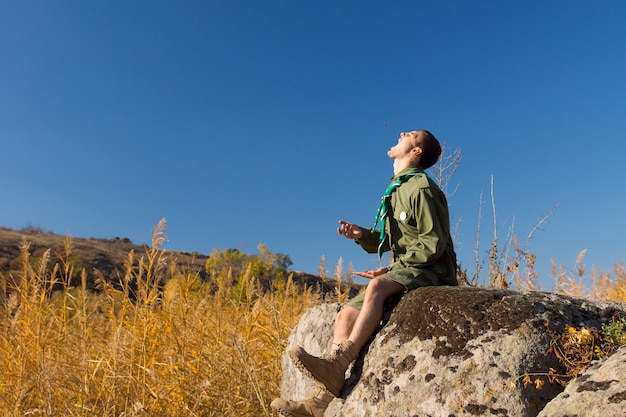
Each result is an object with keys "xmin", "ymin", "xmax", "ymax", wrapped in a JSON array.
[
  {"xmin": 348, "ymin": 277, "xmax": 404, "ymax": 350},
  {"xmin": 332, "ymin": 306, "xmax": 360, "ymax": 346}
]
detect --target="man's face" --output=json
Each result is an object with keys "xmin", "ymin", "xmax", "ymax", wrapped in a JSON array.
[{"xmin": 387, "ymin": 131, "xmax": 422, "ymax": 160}]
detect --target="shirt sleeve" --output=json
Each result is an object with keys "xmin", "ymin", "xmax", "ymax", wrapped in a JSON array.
[
  {"xmin": 354, "ymin": 226, "xmax": 389, "ymax": 254},
  {"xmin": 386, "ymin": 187, "xmax": 448, "ymax": 271}
]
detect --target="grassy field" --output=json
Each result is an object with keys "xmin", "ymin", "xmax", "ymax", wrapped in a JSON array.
[
  {"xmin": 1, "ymin": 219, "xmax": 624, "ymax": 416},
  {"xmin": 0, "ymin": 221, "xmax": 327, "ymax": 416}
]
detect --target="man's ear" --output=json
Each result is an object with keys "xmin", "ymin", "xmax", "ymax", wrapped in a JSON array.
[{"xmin": 411, "ymin": 147, "xmax": 423, "ymax": 157}]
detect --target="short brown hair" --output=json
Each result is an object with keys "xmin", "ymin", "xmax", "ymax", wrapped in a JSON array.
[{"xmin": 417, "ymin": 130, "xmax": 442, "ymax": 169}]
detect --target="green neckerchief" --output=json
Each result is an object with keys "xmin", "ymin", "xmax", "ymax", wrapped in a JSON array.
[{"xmin": 373, "ymin": 168, "xmax": 424, "ymax": 257}]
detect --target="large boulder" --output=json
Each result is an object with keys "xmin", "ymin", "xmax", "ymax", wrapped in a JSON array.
[{"xmin": 278, "ymin": 286, "xmax": 626, "ymax": 417}]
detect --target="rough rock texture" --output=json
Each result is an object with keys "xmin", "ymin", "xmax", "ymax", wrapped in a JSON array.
[
  {"xmin": 537, "ymin": 345, "xmax": 626, "ymax": 417},
  {"xmin": 279, "ymin": 286, "xmax": 626, "ymax": 417}
]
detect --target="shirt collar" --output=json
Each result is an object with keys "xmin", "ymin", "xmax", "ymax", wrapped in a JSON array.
[{"xmin": 392, "ymin": 167, "xmax": 424, "ymax": 180}]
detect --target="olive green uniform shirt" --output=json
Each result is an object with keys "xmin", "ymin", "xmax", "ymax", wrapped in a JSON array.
[{"xmin": 356, "ymin": 168, "xmax": 458, "ymax": 286}]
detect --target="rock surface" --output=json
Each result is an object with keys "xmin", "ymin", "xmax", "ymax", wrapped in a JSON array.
[
  {"xmin": 278, "ymin": 286, "xmax": 626, "ymax": 417},
  {"xmin": 537, "ymin": 345, "xmax": 626, "ymax": 417}
]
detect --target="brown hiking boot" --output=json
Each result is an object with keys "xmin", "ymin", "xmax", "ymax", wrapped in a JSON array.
[
  {"xmin": 288, "ymin": 340, "xmax": 359, "ymax": 397},
  {"xmin": 270, "ymin": 386, "xmax": 335, "ymax": 417}
]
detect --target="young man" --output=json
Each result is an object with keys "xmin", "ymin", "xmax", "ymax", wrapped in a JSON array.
[{"xmin": 271, "ymin": 130, "xmax": 458, "ymax": 417}]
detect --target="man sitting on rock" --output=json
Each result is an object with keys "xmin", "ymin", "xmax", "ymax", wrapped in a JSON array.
[{"xmin": 271, "ymin": 130, "xmax": 458, "ymax": 417}]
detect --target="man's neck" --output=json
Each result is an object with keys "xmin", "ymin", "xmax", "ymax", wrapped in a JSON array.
[{"xmin": 393, "ymin": 159, "xmax": 420, "ymax": 175}]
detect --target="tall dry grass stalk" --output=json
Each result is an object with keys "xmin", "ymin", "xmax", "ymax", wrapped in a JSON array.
[
  {"xmin": 460, "ymin": 174, "xmax": 557, "ymax": 291},
  {"xmin": 552, "ymin": 250, "xmax": 626, "ymax": 302},
  {"xmin": 0, "ymin": 219, "xmax": 324, "ymax": 416}
]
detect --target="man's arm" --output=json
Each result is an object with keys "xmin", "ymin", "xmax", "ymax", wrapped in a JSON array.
[
  {"xmin": 337, "ymin": 220, "xmax": 389, "ymax": 279},
  {"xmin": 337, "ymin": 220, "xmax": 386, "ymax": 254}
]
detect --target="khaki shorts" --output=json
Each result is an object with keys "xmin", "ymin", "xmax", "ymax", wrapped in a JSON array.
[{"xmin": 345, "ymin": 266, "xmax": 442, "ymax": 310}]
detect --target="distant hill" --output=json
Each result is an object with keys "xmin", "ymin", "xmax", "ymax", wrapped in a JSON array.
[
  {"xmin": 0, "ymin": 227, "xmax": 362, "ymax": 296},
  {"xmin": 0, "ymin": 226, "xmax": 207, "ymax": 281}
]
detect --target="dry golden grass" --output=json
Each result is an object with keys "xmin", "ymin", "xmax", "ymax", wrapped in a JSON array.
[
  {"xmin": 550, "ymin": 250, "xmax": 626, "ymax": 302},
  {"xmin": 466, "ymin": 237, "xmax": 626, "ymax": 303},
  {"xmin": 0, "ymin": 220, "xmax": 325, "ymax": 416}
]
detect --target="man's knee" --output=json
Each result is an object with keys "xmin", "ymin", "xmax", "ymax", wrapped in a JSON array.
[
  {"xmin": 336, "ymin": 306, "xmax": 359, "ymax": 325},
  {"xmin": 364, "ymin": 277, "xmax": 405, "ymax": 302}
]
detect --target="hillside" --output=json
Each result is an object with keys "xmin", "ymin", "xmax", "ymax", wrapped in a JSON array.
[
  {"xmin": 0, "ymin": 226, "xmax": 207, "ymax": 281},
  {"xmin": 0, "ymin": 226, "xmax": 359, "ymax": 295}
]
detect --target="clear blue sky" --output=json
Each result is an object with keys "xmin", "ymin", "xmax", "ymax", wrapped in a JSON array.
[{"xmin": 2, "ymin": 1, "xmax": 625, "ymax": 290}]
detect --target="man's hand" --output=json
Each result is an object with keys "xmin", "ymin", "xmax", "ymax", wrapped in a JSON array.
[
  {"xmin": 353, "ymin": 267, "xmax": 388, "ymax": 280},
  {"xmin": 337, "ymin": 220, "xmax": 363, "ymax": 240}
]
